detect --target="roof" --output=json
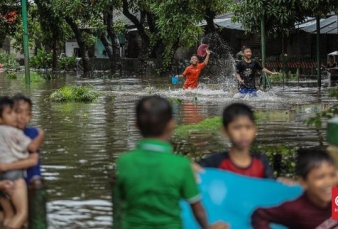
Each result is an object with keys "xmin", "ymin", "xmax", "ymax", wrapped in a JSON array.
[
  {"xmin": 214, "ymin": 14, "xmax": 338, "ymax": 34},
  {"xmin": 300, "ymin": 15, "xmax": 338, "ymax": 34},
  {"xmin": 328, "ymin": 51, "xmax": 338, "ymax": 56}
]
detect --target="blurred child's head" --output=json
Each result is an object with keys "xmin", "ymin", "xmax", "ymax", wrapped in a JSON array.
[
  {"xmin": 222, "ymin": 103, "xmax": 256, "ymax": 150},
  {"xmin": 12, "ymin": 94, "xmax": 32, "ymax": 130},
  {"xmin": 296, "ymin": 148, "xmax": 337, "ymax": 207},
  {"xmin": 190, "ymin": 54, "xmax": 199, "ymax": 65},
  {"xmin": 136, "ymin": 95, "xmax": 174, "ymax": 139},
  {"xmin": 0, "ymin": 96, "xmax": 17, "ymax": 127},
  {"xmin": 241, "ymin": 46, "xmax": 252, "ymax": 59}
]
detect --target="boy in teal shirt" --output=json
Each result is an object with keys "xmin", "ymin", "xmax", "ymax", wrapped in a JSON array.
[{"xmin": 116, "ymin": 96, "xmax": 228, "ymax": 229}]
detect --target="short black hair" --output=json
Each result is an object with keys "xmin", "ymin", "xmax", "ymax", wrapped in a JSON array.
[
  {"xmin": 241, "ymin": 46, "xmax": 251, "ymax": 53},
  {"xmin": 222, "ymin": 103, "xmax": 255, "ymax": 127},
  {"xmin": 191, "ymin": 54, "xmax": 199, "ymax": 59},
  {"xmin": 136, "ymin": 95, "xmax": 173, "ymax": 137},
  {"xmin": 12, "ymin": 93, "xmax": 32, "ymax": 110},
  {"xmin": 296, "ymin": 148, "xmax": 335, "ymax": 179},
  {"xmin": 0, "ymin": 96, "xmax": 14, "ymax": 118}
]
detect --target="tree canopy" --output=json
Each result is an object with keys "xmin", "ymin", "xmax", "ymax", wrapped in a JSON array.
[
  {"xmin": 233, "ymin": 0, "xmax": 338, "ymax": 37},
  {"xmin": 0, "ymin": 1, "xmax": 20, "ymax": 47}
]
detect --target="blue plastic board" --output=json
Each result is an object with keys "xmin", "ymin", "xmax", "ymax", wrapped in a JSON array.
[{"xmin": 181, "ymin": 168, "xmax": 303, "ymax": 229}]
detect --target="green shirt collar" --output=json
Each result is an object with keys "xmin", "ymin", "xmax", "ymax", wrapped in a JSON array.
[{"xmin": 137, "ymin": 139, "xmax": 173, "ymax": 153}]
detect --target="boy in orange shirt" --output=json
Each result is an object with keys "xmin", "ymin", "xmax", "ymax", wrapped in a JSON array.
[{"xmin": 176, "ymin": 50, "xmax": 211, "ymax": 89}]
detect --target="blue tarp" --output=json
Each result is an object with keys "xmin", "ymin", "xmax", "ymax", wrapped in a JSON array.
[{"xmin": 181, "ymin": 168, "xmax": 303, "ymax": 229}]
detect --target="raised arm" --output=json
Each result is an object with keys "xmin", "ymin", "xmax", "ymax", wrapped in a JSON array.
[
  {"xmin": 204, "ymin": 49, "xmax": 211, "ymax": 65},
  {"xmin": 27, "ymin": 128, "xmax": 45, "ymax": 153}
]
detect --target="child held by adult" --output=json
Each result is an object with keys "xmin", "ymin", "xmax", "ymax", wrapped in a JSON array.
[
  {"xmin": 115, "ymin": 95, "xmax": 228, "ymax": 229},
  {"xmin": 0, "ymin": 96, "xmax": 44, "ymax": 228},
  {"xmin": 251, "ymin": 149, "xmax": 337, "ymax": 229},
  {"xmin": 0, "ymin": 94, "xmax": 44, "ymax": 186}
]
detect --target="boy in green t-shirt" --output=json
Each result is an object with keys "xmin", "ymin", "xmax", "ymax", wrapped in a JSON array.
[{"xmin": 115, "ymin": 95, "xmax": 228, "ymax": 229}]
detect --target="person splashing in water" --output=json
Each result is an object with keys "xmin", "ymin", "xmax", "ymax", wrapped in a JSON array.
[
  {"xmin": 236, "ymin": 46, "xmax": 278, "ymax": 96},
  {"xmin": 176, "ymin": 50, "xmax": 211, "ymax": 90}
]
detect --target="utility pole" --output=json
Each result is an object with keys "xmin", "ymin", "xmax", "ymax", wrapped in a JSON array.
[
  {"xmin": 261, "ymin": 13, "xmax": 266, "ymax": 89},
  {"xmin": 261, "ymin": 15, "xmax": 266, "ymax": 67},
  {"xmin": 22, "ymin": 0, "xmax": 30, "ymax": 86},
  {"xmin": 316, "ymin": 16, "xmax": 321, "ymax": 88}
]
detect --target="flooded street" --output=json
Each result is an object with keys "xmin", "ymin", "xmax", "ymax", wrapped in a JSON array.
[{"xmin": 0, "ymin": 72, "xmax": 336, "ymax": 228}]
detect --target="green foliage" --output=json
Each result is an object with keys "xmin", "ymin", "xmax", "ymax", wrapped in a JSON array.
[
  {"xmin": 0, "ymin": 1, "xmax": 20, "ymax": 47},
  {"xmin": 233, "ymin": 0, "xmax": 338, "ymax": 37},
  {"xmin": 269, "ymin": 72, "xmax": 299, "ymax": 82},
  {"xmin": 174, "ymin": 112, "xmax": 268, "ymax": 139},
  {"xmin": 122, "ymin": 0, "xmax": 233, "ymax": 72},
  {"xmin": 307, "ymin": 89, "xmax": 338, "ymax": 128},
  {"xmin": 58, "ymin": 56, "xmax": 77, "ymax": 70},
  {"xmin": 0, "ymin": 52, "xmax": 20, "ymax": 69},
  {"xmin": 30, "ymin": 49, "xmax": 52, "ymax": 69},
  {"xmin": 6, "ymin": 72, "xmax": 17, "ymax": 79},
  {"xmin": 50, "ymin": 86, "xmax": 99, "ymax": 102},
  {"xmin": 174, "ymin": 116, "xmax": 222, "ymax": 139},
  {"xmin": 253, "ymin": 145, "xmax": 297, "ymax": 178},
  {"xmin": 21, "ymin": 72, "xmax": 45, "ymax": 83},
  {"xmin": 9, "ymin": 6, "xmax": 41, "ymax": 53}
]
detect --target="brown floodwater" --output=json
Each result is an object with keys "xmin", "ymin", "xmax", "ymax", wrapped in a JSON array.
[{"xmin": 0, "ymin": 72, "xmax": 336, "ymax": 228}]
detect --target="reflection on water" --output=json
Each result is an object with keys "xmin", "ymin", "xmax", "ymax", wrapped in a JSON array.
[{"xmin": 0, "ymin": 73, "xmax": 336, "ymax": 228}]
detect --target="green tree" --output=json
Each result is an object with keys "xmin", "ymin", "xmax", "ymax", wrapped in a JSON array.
[
  {"xmin": 51, "ymin": 0, "xmax": 98, "ymax": 73},
  {"xmin": 233, "ymin": 0, "xmax": 338, "ymax": 37},
  {"xmin": 122, "ymin": 0, "xmax": 232, "ymax": 74},
  {"xmin": 91, "ymin": 0, "xmax": 123, "ymax": 73},
  {"xmin": 34, "ymin": 0, "xmax": 72, "ymax": 70},
  {"xmin": 51, "ymin": 0, "xmax": 122, "ymax": 74},
  {"xmin": 0, "ymin": 1, "xmax": 20, "ymax": 48}
]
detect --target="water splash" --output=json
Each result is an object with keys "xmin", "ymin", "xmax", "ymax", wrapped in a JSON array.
[{"xmin": 201, "ymin": 32, "xmax": 237, "ymax": 89}]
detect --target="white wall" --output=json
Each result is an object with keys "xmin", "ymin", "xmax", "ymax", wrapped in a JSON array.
[{"xmin": 65, "ymin": 41, "xmax": 79, "ymax": 57}]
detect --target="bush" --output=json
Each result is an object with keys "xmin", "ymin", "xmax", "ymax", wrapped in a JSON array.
[
  {"xmin": 307, "ymin": 88, "xmax": 338, "ymax": 128},
  {"xmin": 50, "ymin": 86, "xmax": 99, "ymax": 102},
  {"xmin": 0, "ymin": 52, "xmax": 20, "ymax": 69},
  {"xmin": 30, "ymin": 48, "xmax": 52, "ymax": 69},
  {"xmin": 6, "ymin": 72, "xmax": 17, "ymax": 79},
  {"xmin": 174, "ymin": 117, "xmax": 222, "ymax": 139},
  {"xmin": 58, "ymin": 56, "xmax": 77, "ymax": 70},
  {"xmin": 21, "ymin": 72, "xmax": 45, "ymax": 83}
]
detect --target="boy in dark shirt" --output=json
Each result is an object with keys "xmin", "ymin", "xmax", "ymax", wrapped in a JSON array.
[
  {"xmin": 251, "ymin": 149, "xmax": 337, "ymax": 229},
  {"xmin": 116, "ymin": 96, "xmax": 228, "ymax": 229},
  {"xmin": 236, "ymin": 46, "xmax": 278, "ymax": 96},
  {"xmin": 198, "ymin": 103, "xmax": 274, "ymax": 179}
]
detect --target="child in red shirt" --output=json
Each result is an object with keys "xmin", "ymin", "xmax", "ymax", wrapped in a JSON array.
[
  {"xmin": 198, "ymin": 103, "xmax": 274, "ymax": 179},
  {"xmin": 251, "ymin": 149, "xmax": 337, "ymax": 229},
  {"xmin": 177, "ymin": 50, "xmax": 211, "ymax": 89}
]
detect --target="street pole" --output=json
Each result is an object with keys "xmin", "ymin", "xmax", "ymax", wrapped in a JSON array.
[
  {"xmin": 261, "ymin": 14, "xmax": 266, "ymax": 89},
  {"xmin": 261, "ymin": 15, "xmax": 266, "ymax": 67},
  {"xmin": 316, "ymin": 16, "xmax": 321, "ymax": 88},
  {"xmin": 21, "ymin": 0, "xmax": 30, "ymax": 86}
]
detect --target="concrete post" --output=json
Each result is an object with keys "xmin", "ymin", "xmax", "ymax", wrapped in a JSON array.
[
  {"xmin": 327, "ymin": 117, "xmax": 338, "ymax": 168},
  {"xmin": 28, "ymin": 178, "xmax": 48, "ymax": 229}
]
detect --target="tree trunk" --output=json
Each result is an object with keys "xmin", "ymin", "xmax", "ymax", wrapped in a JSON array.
[
  {"xmin": 122, "ymin": 0, "xmax": 151, "ymax": 75},
  {"xmin": 106, "ymin": 9, "xmax": 120, "ymax": 73},
  {"xmin": 204, "ymin": 8, "xmax": 217, "ymax": 34},
  {"xmin": 153, "ymin": 39, "xmax": 179, "ymax": 75},
  {"xmin": 65, "ymin": 16, "xmax": 90, "ymax": 74},
  {"xmin": 52, "ymin": 40, "xmax": 57, "ymax": 70},
  {"xmin": 100, "ymin": 33, "xmax": 115, "ymax": 72}
]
